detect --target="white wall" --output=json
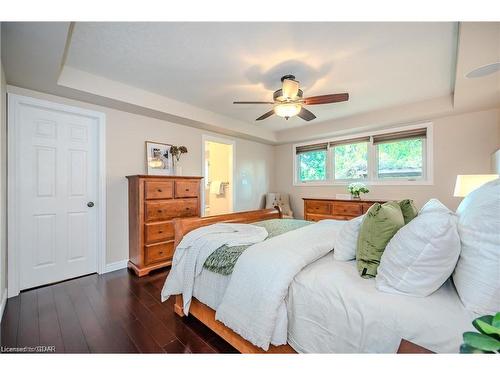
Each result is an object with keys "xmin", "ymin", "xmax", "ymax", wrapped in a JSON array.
[
  {"xmin": 273, "ymin": 108, "xmax": 500, "ymax": 218},
  {"xmin": 7, "ymin": 86, "xmax": 275, "ymax": 265}
]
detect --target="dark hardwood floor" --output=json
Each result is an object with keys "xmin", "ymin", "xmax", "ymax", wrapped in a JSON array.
[{"xmin": 0, "ymin": 268, "xmax": 238, "ymax": 354}]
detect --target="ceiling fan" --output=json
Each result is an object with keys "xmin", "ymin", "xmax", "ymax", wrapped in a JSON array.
[{"xmin": 233, "ymin": 75, "xmax": 349, "ymax": 122}]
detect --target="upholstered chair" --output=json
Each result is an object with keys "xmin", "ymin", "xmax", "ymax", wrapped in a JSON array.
[{"xmin": 265, "ymin": 193, "xmax": 294, "ymax": 219}]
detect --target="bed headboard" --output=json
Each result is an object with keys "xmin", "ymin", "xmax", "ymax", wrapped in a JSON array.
[{"xmin": 172, "ymin": 207, "xmax": 282, "ymax": 249}]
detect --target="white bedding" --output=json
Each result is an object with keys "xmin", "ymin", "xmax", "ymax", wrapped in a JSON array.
[
  {"xmin": 287, "ymin": 253, "xmax": 475, "ymax": 353},
  {"xmin": 192, "ymin": 268, "xmax": 231, "ymax": 310},
  {"xmin": 161, "ymin": 222, "xmax": 268, "ymax": 313},
  {"xmin": 187, "ymin": 264, "xmax": 292, "ymax": 345},
  {"xmin": 216, "ymin": 220, "xmax": 343, "ymax": 350}
]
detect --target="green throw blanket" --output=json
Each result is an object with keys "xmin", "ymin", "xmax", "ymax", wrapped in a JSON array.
[{"xmin": 203, "ymin": 219, "xmax": 311, "ymax": 275}]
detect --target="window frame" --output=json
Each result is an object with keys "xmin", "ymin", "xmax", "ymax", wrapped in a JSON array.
[
  {"xmin": 295, "ymin": 148, "xmax": 330, "ymax": 184},
  {"xmin": 331, "ymin": 141, "xmax": 369, "ymax": 183},
  {"xmin": 374, "ymin": 137, "xmax": 427, "ymax": 182},
  {"xmin": 293, "ymin": 122, "xmax": 433, "ymax": 186}
]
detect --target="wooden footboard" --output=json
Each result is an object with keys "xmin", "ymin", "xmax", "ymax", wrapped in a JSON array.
[{"xmin": 175, "ymin": 295, "xmax": 295, "ymax": 353}]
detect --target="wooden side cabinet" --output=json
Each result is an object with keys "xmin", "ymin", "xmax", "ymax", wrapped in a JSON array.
[
  {"xmin": 303, "ymin": 198, "xmax": 386, "ymax": 221},
  {"xmin": 127, "ymin": 175, "xmax": 203, "ymax": 276}
]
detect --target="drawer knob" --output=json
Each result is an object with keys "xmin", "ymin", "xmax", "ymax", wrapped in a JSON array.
[
  {"xmin": 157, "ymin": 189, "xmax": 162, "ymax": 192},
  {"xmin": 157, "ymin": 210, "xmax": 162, "ymax": 213},
  {"xmin": 185, "ymin": 207, "xmax": 190, "ymax": 210},
  {"xmin": 159, "ymin": 251, "xmax": 164, "ymax": 255},
  {"xmin": 158, "ymin": 230, "xmax": 163, "ymax": 234},
  {"xmin": 185, "ymin": 188, "xmax": 189, "ymax": 191}
]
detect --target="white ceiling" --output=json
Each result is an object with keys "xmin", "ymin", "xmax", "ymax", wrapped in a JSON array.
[
  {"xmin": 65, "ymin": 22, "xmax": 458, "ymax": 131},
  {"xmin": 2, "ymin": 22, "xmax": 498, "ymax": 144}
]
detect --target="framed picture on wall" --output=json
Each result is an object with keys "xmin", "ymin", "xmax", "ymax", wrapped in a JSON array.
[{"xmin": 145, "ymin": 141, "xmax": 173, "ymax": 175}]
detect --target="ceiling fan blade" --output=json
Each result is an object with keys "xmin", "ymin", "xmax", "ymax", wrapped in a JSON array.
[
  {"xmin": 297, "ymin": 108, "xmax": 316, "ymax": 121},
  {"xmin": 303, "ymin": 93, "xmax": 349, "ymax": 105},
  {"xmin": 233, "ymin": 101, "xmax": 275, "ymax": 104},
  {"xmin": 256, "ymin": 109, "xmax": 275, "ymax": 121},
  {"xmin": 282, "ymin": 78, "xmax": 300, "ymax": 99}
]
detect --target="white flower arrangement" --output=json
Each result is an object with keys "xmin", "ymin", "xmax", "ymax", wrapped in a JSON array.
[{"xmin": 347, "ymin": 182, "xmax": 369, "ymax": 199}]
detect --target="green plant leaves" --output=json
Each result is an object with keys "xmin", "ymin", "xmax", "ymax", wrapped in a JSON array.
[
  {"xmin": 463, "ymin": 332, "xmax": 500, "ymax": 352},
  {"xmin": 493, "ymin": 312, "xmax": 500, "ymax": 328},
  {"xmin": 474, "ymin": 316, "xmax": 500, "ymax": 337},
  {"xmin": 459, "ymin": 344, "xmax": 489, "ymax": 354}
]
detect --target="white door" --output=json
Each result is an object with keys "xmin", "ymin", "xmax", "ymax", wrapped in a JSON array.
[{"xmin": 14, "ymin": 97, "xmax": 99, "ymax": 290}]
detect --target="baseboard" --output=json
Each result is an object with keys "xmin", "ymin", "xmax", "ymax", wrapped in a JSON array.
[
  {"xmin": 103, "ymin": 259, "xmax": 128, "ymax": 274},
  {"xmin": 0, "ymin": 288, "xmax": 7, "ymax": 323}
]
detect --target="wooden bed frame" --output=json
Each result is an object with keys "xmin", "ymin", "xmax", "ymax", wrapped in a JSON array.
[
  {"xmin": 172, "ymin": 207, "xmax": 295, "ymax": 353},
  {"xmin": 170, "ymin": 207, "xmax": 430, "ymax": 354}
]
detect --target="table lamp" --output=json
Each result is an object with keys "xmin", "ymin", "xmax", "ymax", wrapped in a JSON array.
[{"xmin": 453, "ymin": 174, "xmax": 499, "ymax": 197}]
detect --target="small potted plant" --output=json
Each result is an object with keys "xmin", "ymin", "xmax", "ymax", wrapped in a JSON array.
[
  {"xmin": 170, "ymin": 145, "xmax": 188, "ymax": 175},
  {"xmin": 460, "ymin": 312, "xmax": 500, "ymax": 353},
  {"xmin": 347, "ymin": 182, "xmax": 369, "ymax": 200}
]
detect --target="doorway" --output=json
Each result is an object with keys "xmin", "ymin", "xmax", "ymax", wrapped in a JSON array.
[
  {"xmin": 8, "ymin": 94, "xmax": 106, "ymax": 297},
  {"xmin": 202, "ymin": 136, "xmax": 234, "ymax": 216}
]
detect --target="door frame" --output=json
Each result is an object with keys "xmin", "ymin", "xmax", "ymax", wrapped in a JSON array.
[
  {"xmin": 201, "ymin": 134, "xmax": 236, "ymax": 217},
  {"xmin": 7, "ymin": 94, "xmax": 107, "ymax": 297}
]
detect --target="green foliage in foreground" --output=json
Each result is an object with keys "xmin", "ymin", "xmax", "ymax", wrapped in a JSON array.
[{"xmin": 460, "ymin": 313, "xmax": 500, "ymax": 353}]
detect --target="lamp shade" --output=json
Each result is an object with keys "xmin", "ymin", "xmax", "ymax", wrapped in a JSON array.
[
  {"xmin": 453, "ymin": 174, "xmax": 499, "ymax": 197},
  {"xmin": 274, "ymin": 103, "xmax": 301, "ymax": 118}
]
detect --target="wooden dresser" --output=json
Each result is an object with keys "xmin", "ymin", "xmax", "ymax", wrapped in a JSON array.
[
  {"xmin": 127, "ymin": 175, "xmax": 203, "ymax": 276},
  {"xmin": 303, "ymin": 198, "xmax": 386, "ymax": 221}
]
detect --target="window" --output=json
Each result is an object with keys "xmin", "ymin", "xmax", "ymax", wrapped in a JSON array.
[
  {"xmin": 377, "ymin": 138, "xmax": 423, "ymax": 179},
  {"xmin": 373, "ymin": 127, "xmax": 426, "ymax": 180},
  {"xmin": 331, "ymin": 138, "xmax": 369, "ymax": 180},
  {"xmin": 296, "ymin": 143, "xmax": 328, "ymax": 182},
  {"xmin": 294, "ymin": 124, "xmax": 431, "ymax": 185}
]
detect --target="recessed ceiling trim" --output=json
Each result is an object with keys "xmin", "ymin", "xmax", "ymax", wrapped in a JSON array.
[{"xmin": 57, "ymin": 66, "xmax": 278, "ymax": 143}]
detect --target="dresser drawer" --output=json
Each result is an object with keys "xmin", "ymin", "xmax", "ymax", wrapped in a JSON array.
[
  {"xmin": 305, "ymin": 200, "xmax": 331, "ymax": 215},
  {"xmin": 332, "ymin": 202, "xmax": 363, "ymax": 216},
  {"xmin": 175, "ymin": 180, "xmax": 199, "ymax": 198},
  {"xmin": 145, "ymin": 181, "xmax": 174, "ymax": 200},
  {"xmin": 145, "ymin": 221, "xmax": 174, "ymax": 244},
  {"xmin": 145, "ymin": 199, "xmax": 198, "ymax": 221},
  {"xmin": 144, "ymin": 241, "xmax": 174, "ymax": 265}
]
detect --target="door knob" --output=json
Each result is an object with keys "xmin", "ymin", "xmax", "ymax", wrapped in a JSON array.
[{"xmin": 87, "ymin": 202, "xmax": 95, "ymax": 208}]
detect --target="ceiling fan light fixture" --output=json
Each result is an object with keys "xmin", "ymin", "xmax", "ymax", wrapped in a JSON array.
[{"xmin": 274, "ymin": 103, "xmax": 302, "ymax": 118}]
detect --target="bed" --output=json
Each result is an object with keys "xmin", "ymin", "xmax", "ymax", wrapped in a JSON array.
[
  {"xmin": 164, "ymin": 207, "xmax": 473, "ymax": 353},
  {"xmin": 287, "ymin": 254, "xmax": 473, "ymax": 353}
]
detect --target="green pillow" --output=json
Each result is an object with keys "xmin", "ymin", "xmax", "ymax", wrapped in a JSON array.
[
  {"xmin": 398, "ymin": 199, "xmax": 418, "ymax": 224},
  {"xmin": 356, "ymin": 201, "xmax": 405, "ymax": 278}
]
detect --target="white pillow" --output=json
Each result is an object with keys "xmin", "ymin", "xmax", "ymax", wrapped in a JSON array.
[
  {"xmin": 376, "ymin": 199, "xmax": 461, "ymax": 297},
  {"xmin": 453, "ymin": 178, "xmax": 500, "ymax": 315},
  {"xmin": 333, "ymin": 215, "xmax": 364, "ymax": 261}
]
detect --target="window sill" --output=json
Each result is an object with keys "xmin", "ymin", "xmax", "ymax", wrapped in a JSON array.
[{"xmin": 293, "ymin": 179, "xmax": 434, "ymax": 187}]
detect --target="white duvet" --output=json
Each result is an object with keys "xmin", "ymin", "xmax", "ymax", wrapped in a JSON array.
[
  {"xmin": 161, "ymin": 223, "xmax": 268, "ymax": 313},
  {"xmin": 287, "ymin": 254, "xmax": 474, "ymax": 353},
  {"xmin": 215, "ymin": 220, "xmax": 342, "ymax": 350}
]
